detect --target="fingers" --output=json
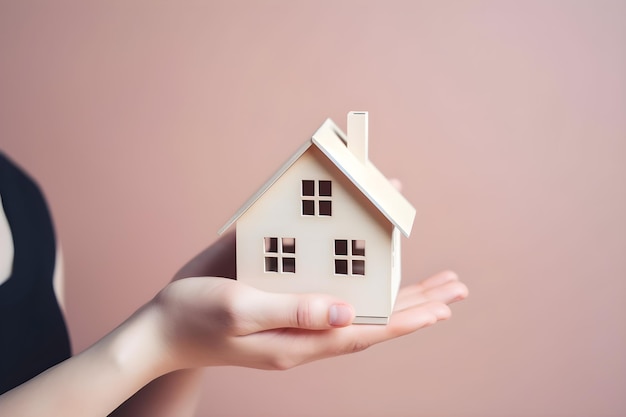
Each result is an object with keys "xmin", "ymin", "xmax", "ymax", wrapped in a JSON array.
[
  {"xmin": 226, "ymin": 271, "xmax": 468, "ymax": 369},
  {"xmin": 413, "ymin": 270, "xmax": 460, "ymax": 292},
  {"xmin": 245, "ymin": 300, "xmax": 453, "ymax": 369},
  {"xmin": 395, "ymin": 270, "xmax": 468, "ymax": 311},
  {"xmin": 360, "ymin": 301, "xmax": 450, "ymax": 342},
  {"xmin": 230, "ymin": 270, "xmax": 466, "ymax": 335},
  {"xmin": 336, "ymin": 301, "xmax": 451, "ymax": 354},
  {"xmin": 233, "ymin": 287, "xmax": 355, "ymax": 334},
  {"xmin": 387, "ymin": 301, "xmax": 452, "ymax": 335}
]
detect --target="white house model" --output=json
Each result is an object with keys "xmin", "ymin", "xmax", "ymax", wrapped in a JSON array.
[{"xmin": 218, "ymin": 112, "xmax": 416, "ymax": 324}]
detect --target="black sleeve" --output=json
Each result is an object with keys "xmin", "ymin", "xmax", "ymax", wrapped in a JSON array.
[{"xmin": 0, "ymin": 152, "xmax": 71, "ymax": 395}]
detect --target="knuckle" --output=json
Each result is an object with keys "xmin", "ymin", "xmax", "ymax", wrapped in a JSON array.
[
  {"xmin": 349, "ymin": 339, "xmax": 372, "ymax": 354},
  {"xmin": 295, "ymin": 297, "xmax": 315, "ymax": 328},
  {"xmin": 331, "ymin": 338, "xmax": 371, "ymax": 355}
]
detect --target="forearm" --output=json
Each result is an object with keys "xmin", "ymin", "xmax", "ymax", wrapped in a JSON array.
[
  {"xmin": 105, "ymin": 235, "xmax": 237, "ymax": 417},
  {"xmin": 1, "ymin": 234, "xmax": 237, "ymax": 416},
  {"xmin": 0, "ymin": 304, "xmax": 172, "ymax": 416},
  {"xmin": 109, "ymin": 369, "xmax": 204, "ymax": 417}
]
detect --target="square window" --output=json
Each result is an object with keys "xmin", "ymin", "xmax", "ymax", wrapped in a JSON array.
[
  {"xmin": 283, "ymin": 257, "xmax": 296, "ymax": 273},
  {"xmin": 335, "ymin": 239, "xmax": 348, "ymax": 256},
  {"xmin": 302, "ymin": 200, "xmax": 315, "ymax": 216},
  {"xmin": 319, "ymin": 200, "xmax": 332, "ymax": 216},
  {"xmin": 319, "ymin": 180, "xmax": 332, "ymax": 197},
  {"xmin": 264, "ymin": 237, "xmax": 278, "ymax": 253},
  {"xmin": 282, "ymin": 238, "xmax": 296, "ymax": 253},
  {"xmin": 302, "ymin": 180, "xmax": 315, "ymax": 196},
  {"xmin": 265, "ymin": 257, "xmax": 278, "ymax": 272},
  {"xmin": 352, "ymin": 260, "xmax": 365, "ymax": 275},
  {"xmin": 352, "ymin": 240, "xmax": 365, "ymax": 256},
  {"xmin": 335, "ymin": 259, "xmax": 348, "ymax": 275}
]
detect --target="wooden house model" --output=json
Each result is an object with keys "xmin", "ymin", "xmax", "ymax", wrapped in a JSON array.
[{"xmin": 219, "ymin": 112, "xmax": 416, "ymax": 324}]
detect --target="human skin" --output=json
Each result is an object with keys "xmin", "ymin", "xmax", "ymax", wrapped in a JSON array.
[{"xmin": 0, "ymin": 230, "xmax": 468, "ymax": 417}]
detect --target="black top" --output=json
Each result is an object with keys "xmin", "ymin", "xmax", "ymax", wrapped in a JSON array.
[{"xmin": 0, "ymin": 152, "xmax": 71, "ymax": 395}]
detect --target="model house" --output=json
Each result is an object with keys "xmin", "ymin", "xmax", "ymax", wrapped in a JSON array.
[{"xmin": 218, "ymin": 112, "xmax": 416, "ymax": 324}]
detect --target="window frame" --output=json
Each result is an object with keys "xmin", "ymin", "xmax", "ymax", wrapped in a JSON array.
[
  {"xmin": 333, "ymin": 239, "xmax": 366, "ymax": 276},
  {"xmin": 264, "ymin": 237, "xmax": 296, "ymax": 274},
  {"xmin": 301, "ymin": 180, "xmax": 333, "ymax": 217}
]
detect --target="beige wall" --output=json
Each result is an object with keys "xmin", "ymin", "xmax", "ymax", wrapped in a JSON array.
[{"xmin": 1, "ymin": 1, "xmax": 624, "ymax": 416}]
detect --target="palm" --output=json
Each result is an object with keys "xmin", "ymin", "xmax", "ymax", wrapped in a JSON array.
[
  {"xmin": 161, "ymin": 231, "xmax": 467, "ymax": 371},
  {"xmin": 237, "ymin": 271, "xmax": 464, "ymax": 369},
  {"xmin": 157, "ymin": 270, "xmax": 466, "ymax": 371}
]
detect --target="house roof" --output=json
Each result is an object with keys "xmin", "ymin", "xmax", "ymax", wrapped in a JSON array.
[{"xmin": 218, "ymin": 117, "xmax": 416, "ymax": 237}]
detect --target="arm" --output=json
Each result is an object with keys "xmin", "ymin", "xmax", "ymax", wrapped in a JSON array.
[
  {"xmin": 0, "ymin": 298, "xmax": 171, "ymax": 415},
  {"xmin": 0, "ymin": 231, "xmax": 468, "ymax": 416},
  {"xmin": 107, "ymin": 233, "xmax": 240, "ymax": 417}
]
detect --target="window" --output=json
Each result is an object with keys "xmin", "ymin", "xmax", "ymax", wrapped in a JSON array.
[
  {"xmin": 301, "ymin": 180, "xmax": 332, "ymax": 216},
  {"xmin": 334, "ymin": 239, "xmax": 366, "ymax": 276},
  {"xmin": 264, "ymin": 237, "xmax": 296, "ymax": 273}
]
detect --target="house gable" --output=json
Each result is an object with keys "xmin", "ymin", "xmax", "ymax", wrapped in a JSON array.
[
  {"xmin": 235, "ymin": 145, "xmax": 393, "ymax": 256},
  {"xmin": 218, "ymin": 118, "xmax": 415, "ymax": 237}
]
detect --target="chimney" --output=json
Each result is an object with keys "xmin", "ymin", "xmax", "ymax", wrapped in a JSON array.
[{"xmin": 347, "ymin": 111, "xmax": 368, "ymax": 163}]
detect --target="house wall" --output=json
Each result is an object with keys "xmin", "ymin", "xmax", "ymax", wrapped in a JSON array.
[
  {"xmin": 391, "ymin": 227, "xmax": 402, "ymax": 308},
  {"xmin": 236, "ymin": 145, "xmax": 394, "ymax": 320}
]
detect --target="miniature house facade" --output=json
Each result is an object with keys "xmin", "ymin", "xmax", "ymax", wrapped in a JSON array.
[{"xmin": 219, "ymin": 112, "xmax": 416, "ymax": 324}]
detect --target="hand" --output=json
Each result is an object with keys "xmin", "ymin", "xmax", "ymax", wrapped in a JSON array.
[
  {"xmin": 147, "ymin": 233, "xmax": 468, "ymax": 372},
  {"xmin": 0, "ymin": 235, "xmax": 466, "ymax": 417}
]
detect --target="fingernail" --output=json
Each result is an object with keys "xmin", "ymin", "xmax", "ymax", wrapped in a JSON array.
[{"xmin": 329, "ymin": 304, "xmax": 353, "ymax": 326}]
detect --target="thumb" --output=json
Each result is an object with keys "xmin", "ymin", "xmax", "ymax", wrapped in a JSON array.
[{"xmin": 239, "ymin": 290, "xmax": 355, "ymax": 332}]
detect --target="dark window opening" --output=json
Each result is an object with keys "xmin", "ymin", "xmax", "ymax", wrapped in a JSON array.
[
  {"xmin": 265, "ymin": 257, "xmax": 278, "ymax": 272},
  {"xmin": 302, "ymin": 200, "xmax": 315, "ymax": 216},
  {"xmin": 283, "ymin": 257, "xmax": 296, "ymax": 273},
  {"xmin": 302, "ymin": 180, "xmax": 315, "ymax": 196},
  {"xmin": 335, "ymin": 239, "xmax": 348, "ymax": 256},
  {"xmin": 352, "ymin": 260, "xmax": 365, "ymax": 275},
  {"xmin": 352, "ymin": 240, "xmax": 365, "ymax": 256},
  {"xmin": 319, "ymin": 180, "xmax": 332, "ymax": 196},
  {"xmin": 335, "ymin": 259, "xmax": 348, "ymax": 275},
  {"xmin": 319, "ymin": 200, "xmax": 332, "ymax": 216},
  {"xmin": 265, "ymin": 237, "xmax": 278, "ymax": 253},
  {"xmin": 282, "ymin": 238, "xmax": 296, "ymax": 253}
]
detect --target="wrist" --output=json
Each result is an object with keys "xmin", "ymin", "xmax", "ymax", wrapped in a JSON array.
[
  {"xmin": 0, "ymin": 302, "xmax": 182, "ymax": 416},
  {"xmin": 105, "ymin": 302, "xmax": 179, "ymax": 383}
]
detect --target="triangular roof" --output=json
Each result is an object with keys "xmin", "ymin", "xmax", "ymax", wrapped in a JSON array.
[{"xmin": 218, "ymin": 117, "xmax": 416, "ymax": 237}]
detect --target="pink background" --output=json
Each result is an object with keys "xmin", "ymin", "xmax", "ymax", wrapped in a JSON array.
[{"xmin": 2, "ymin": 1, "xmax": 625, "ymax": 416}]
